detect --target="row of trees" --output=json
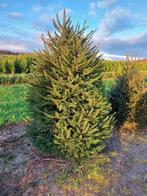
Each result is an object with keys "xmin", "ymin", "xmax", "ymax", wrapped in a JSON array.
[
  {"xmin": 27, "ymin": 12, "xmax": 145, "ymax": 164},
  {"xmin": 103, "ymin": 60, "xmax": 147, "ymax": 72},
  {"xmin": 0, "ymin": 54, "xmax": 147, "ymax": 75},
  {"xmin": 0, "ymin": 54, "xmax": 35, "ymax": 74}
]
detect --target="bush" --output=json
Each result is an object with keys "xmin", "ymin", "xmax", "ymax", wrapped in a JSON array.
[
  {"xmin": 135, "ymin": 91, "xmax": 147, "ymax": 128},
  {"xmin": 27, "ymin": 11, "xmax": 114, "ymax": 162},
  {"xmin": 109, "ymin": 56, "xmax": 144, "ymax": 128}
]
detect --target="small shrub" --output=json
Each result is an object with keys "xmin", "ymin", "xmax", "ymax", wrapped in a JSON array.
[
  {"xmin": 109, "ymin": 56, "xmax": 144, "ymax": 128},
  {"xmin": 135, "ymin": 91, "xmax": 147, "ymax": 128}
]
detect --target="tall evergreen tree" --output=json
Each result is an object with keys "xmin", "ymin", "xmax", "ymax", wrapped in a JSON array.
[{"xmin": 27, "ymin": 11, "xmax": 114, "ymax": 162}]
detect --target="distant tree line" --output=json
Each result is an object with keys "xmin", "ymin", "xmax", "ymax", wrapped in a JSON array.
[
  {"xmin": 0, "ymin": 54, "xmax": 36, "ymax": 74},
  {"xmin": 103, "ymin": 60, "xmax": 147, "ymax": 72},
  {"xmin": 0, "ymin": 53, "xmax": 147, "ymax": 75}
]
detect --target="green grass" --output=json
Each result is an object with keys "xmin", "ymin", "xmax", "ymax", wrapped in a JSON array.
[{"xmin": 0, "ymin": 84, "xmax": 29, "ymax": 127}]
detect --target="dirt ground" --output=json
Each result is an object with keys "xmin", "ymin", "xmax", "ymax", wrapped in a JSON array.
[{"xmin": 0, "ymin": 123, "xmax": 147, "ymax": 196}]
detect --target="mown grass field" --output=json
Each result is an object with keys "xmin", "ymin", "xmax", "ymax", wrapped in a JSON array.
[{"xmin": 0, "ymin": 84, "xmax": 29, "ymax": 126}]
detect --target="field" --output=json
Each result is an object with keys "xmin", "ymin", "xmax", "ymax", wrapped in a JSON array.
[
  {"xmin": 0, "ymin": 84, "xmax": 28, "ymax": 126},
  {"xmin": 0, "ymin": 1, "xmax": 147, "ymax": 194},
  {"xmin": 0, "ymin": 58, "xmax": 147, "ymax": 195}
]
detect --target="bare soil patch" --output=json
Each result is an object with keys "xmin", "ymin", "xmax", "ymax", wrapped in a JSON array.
[{"xmin": 0, "ymin": 124, "xmax": 147, "ymax": 195}]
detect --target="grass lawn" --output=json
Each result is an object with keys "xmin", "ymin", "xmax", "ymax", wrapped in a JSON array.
[{"xmin": 0, "ymin": 84, "xmax": 29, "ymax": 127}]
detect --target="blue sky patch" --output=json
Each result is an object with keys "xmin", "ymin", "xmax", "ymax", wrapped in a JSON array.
[{"xmin": 0, "ymin": 0, "xmax": 147, "ymax": 59}]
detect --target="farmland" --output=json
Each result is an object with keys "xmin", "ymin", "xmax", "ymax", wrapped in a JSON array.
[
  {"xmin": 0, "ymin": 55, "xmax": 147, "ymax": 127},
  {"xmin": 0, "ymin": 54, "xmax": 147, "ymax": 195},
  {"xmin": 1, "ymin": 0, "xmax": 147, "ymax": 194}
]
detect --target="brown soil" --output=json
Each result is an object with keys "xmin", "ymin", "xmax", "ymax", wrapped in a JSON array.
[{"xmin": 0, "ymin": 123, "xmax": 147, "ymax": 196}]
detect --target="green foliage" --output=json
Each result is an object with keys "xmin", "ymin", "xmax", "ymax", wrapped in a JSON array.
[
  {"xmin": 109, "ymin": 57, "xmax": 144, "ymax": 127},
  {"xmin": 103, "ymin": 60, "xmax": 124, "ymax": 74},
  {"xmin": 5, "ymin": 59, "xmax": 14, "ymax": 74},
  {"xmin": 103, "ymin": 79, "xmax": 117, "ymax": 97},
  {"xmin": 0, "ymin": 84, "xmax": 29, "ymax": 127},
  {"xmin": 135, "ymin": 91, "xmax": 147, "ymax": 128},
  {"xmin": 14, "ymin": 59, "xmax": 22, "ymax": 73},
  {"xmin": 0, "ymin": 53, "xmax": 147, "ymax": 81},
  {"xmin": 103, "ymin": 59, "xmax": 147, "ymax": 73},
  {"xmin": 27, "ymin": 12, "xmax": 114, "ymax": 162},
  {"xmin": 0, "ymin": 73, "xmax": 30, "ymax": 85},
  {"xmin": 0, "ymin": 54, "xmax": 35, "ymax": 74}
]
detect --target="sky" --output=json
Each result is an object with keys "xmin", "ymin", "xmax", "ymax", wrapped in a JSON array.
[{"xmin": 0, "ymin": 0, "xmax": 147, "ymax": 60}]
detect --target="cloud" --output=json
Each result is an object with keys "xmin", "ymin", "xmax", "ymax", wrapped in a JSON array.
[
  {"xmin": 94, "ymin": 32, "xmax": 147, "ymax": 58},
  {"xmin": 0, "ymin": 3, "xmax": 7, "ymax": 8},
  {"xmin": 93, "ymin": 6, "xmax": 146, "ymax": 59},
  {"xmin": 0, "ymin": 33, "xmax": 41, "ymax": 52},
  {"xmin": 102, "ymin": 52, "xmax": 126, "ymax": 60},
  {"xmin": 32, "ymin": 6, "xmax": 42, "ymax": 12},
  {"xmin": 33, "ymin": 21, "xmax": 52, "ymax": 32},
  {"xmin": 97, "ymin": 0, "xmax": 117, "ymax": 8},
  {"xmin": 89, "ymin": 2, "xmax": 97, "ymax": 16},
  {"xmin": 32, "ymin": 2, "xmax": 62, "ymax": 13},
  {"xmin": 0, "ymin": 6, "xmax": 72, "ymax": 52},
  {"xmin": 102, "ymin": 52, "xmax": 143, "ymax": 61},
  {"xmin": 0, "ymin": 35, "xmax": 28, "ymax": 51},
  {"xmin": 0, "ymin": 43, "xmax": 27, "ymax": 52},
  {"xmin": 8, "ymin": 12, "xmax": 23, "ymax": 19},
  {"xmin": 40, "ymin": 8, "xmax": 72, "ymax": 22},
  {"xmin": 33, "ymin": 8, "xmax": 72, "ymax": 32},
  {"xmin": 98, "ymin": 7, "xmax": 133, "ymax": 36},
  {"xmin": 89, "ymin": 0, "xmax": 117, "ymax": 16}
]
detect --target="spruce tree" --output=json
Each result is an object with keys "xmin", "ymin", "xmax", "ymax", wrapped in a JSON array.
[
  {"xmin": 109, "ymin": 56, "xmax": 144, "ymax": 127},
  {"xmin": 27, "ymin": 11, "xmax": 114, "ymax": 162}
]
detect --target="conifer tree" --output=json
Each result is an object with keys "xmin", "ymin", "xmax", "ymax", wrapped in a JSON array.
[
  {"xmin": 109, "ymin": 56, "xmax": 144, "ymax": 127},
  {"xmin": 27, "ymin": 11, "xmax": 114, "ymax": 162}
]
